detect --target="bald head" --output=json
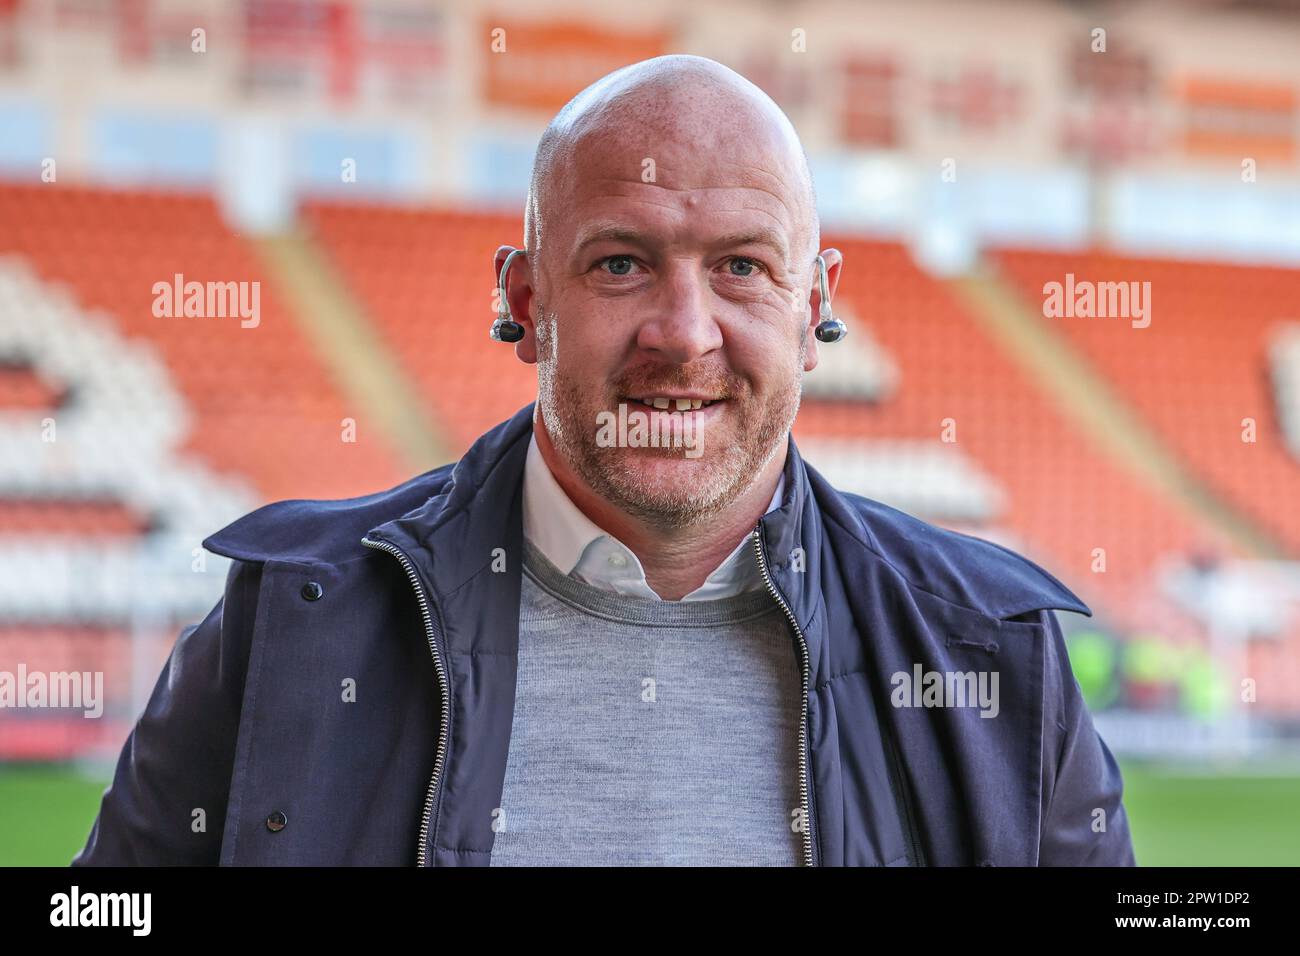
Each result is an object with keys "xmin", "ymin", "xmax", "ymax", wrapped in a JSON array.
[
  {"xmin": 524, "ymin": 55, "xmax": 819, "ymax": 289},
  {"xmin": 503, "ymin": 55, "xmax": 841, "ymax": 545}
]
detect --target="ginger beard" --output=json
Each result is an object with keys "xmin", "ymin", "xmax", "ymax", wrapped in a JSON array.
[{"xmin": 534, "ymin": 306, "xmax": 807, "ymax": 529}]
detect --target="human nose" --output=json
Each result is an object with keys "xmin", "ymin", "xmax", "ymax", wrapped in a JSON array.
[{"xmin": 633, "ymin": 261, "xmax": 724, "ymax": 364}]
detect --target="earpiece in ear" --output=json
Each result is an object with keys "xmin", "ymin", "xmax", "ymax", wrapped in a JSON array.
[
  {"xmin": 491, "ymin": 248, "xmax": 527, "ymax": 343},
  {"xmin": 812, "ymin": 253, "xmax": 847, "ymax": 343}
]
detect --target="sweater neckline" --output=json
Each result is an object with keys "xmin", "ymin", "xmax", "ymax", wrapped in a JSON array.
[{"xmin": 521, "ymin": 536, "xmax": 781, "ymax": 627}]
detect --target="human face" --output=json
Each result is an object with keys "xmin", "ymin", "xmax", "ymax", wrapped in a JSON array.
[{"xmin": 526, "ymin": 133, "xmax": 820, "ymax": 528}]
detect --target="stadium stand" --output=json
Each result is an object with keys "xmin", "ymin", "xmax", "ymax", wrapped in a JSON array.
[
  {"xmin": 0, "ymin": 183, "xmax": 408, "ymax": 503},
  {"xmin": 6, "ymin": 185, "xmax": 1300, "ymax": 762},
  {"xmin": 793, "ymin": 238, "xmax": 1223, "ymax": 637},
  {"xmin": 0, "ymin": 182, "xmax": 404, "ymax": 758},
  {"xmin": 306, "ymin": 208, "xmax": 1245, "ymax": 648},
  {"xmin": 304, "ymin": 200, "xmax": 539, "ymax": 452},
  {"xmin": 1270, "ymin": 322, "xmax": 1300, "ymax": 461},
  {"xmin": 993, "ymin": 247, "xmax": 1300, "ymax": 558}
]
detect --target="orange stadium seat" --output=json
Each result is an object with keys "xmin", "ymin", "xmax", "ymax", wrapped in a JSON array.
[
  {"xmin": 304, "ymin": 200, "xmax": 539, "ymax": 450},
  {"xmin": 796, "ymin": 238, "xmax": 1221, "ymax": 640},
  {"xmin": 0, "ymin": 182, "xmax": 406, "ymax": 502},
  {"xmin": 992, "ymin": 247, "xmax": 1300, "ymax": 557}
]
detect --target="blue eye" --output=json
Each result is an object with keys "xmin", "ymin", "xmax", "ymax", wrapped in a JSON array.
[
  {"xmin": 729, "ymin": 257, "xmax": 762, "ymax": 276},
  {"xmin": 601, "ymin": 255, "xmax": 635, "ymax": 275}
]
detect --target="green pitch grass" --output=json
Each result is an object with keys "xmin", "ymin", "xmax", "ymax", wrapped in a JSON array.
[
  {"xmin": 1, "ymin": 760, "xmax": 1297, "ymax": 866},
  {"xmin": 0, "ymin": 763, "xmax": 114, "ymax": 867},
  {"xmin": 1121, "ymin": 761, "xmax": 1300, "ymax": 865}
]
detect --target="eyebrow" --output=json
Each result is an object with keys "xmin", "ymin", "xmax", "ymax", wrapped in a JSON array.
[{"xmin": 571, "ymin": 224, "xmax": 790, "ymax": 263}]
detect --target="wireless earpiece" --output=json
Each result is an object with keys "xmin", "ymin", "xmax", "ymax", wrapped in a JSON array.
[
  {"xmin": 491, "ymin": 248, "xmax": 527, "ymax": 343},
  {"xmin": 813, "ymin": 253, "xmax": 847, "ymax": 343}
]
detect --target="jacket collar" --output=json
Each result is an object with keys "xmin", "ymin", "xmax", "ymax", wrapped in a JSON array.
[
  {"xmin": 364, "ymin": 401, "xmax": 829, "ymax": 664},
  {"xmin": 367, "ymin": 403, "xmax": 809, "ymax": 590},
  {"xmin": 360, "ymin": 404, "xmax": 832, "ymax": 867},
  {"xmin": 522, "ymin": 430, "xmax": 787, "ymax": 599},
  {"xmin": 365, "ymin": 402, "xmax": 537, "ymax": 598}
]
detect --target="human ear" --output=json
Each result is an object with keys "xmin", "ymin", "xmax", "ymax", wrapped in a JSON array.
[{"xmin": 493, "ymin": 245, "xmax": 538, "ymax": 363}]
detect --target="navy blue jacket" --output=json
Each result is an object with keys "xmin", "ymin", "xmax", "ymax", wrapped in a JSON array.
[{"xmin": 73, "ymin": 402, "xmax": 1135, "ymax": 866}]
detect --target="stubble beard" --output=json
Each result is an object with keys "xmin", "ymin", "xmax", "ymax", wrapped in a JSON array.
[{"xmin": 534, "ymin": 307, "xmax": 806, "ymax": 531}]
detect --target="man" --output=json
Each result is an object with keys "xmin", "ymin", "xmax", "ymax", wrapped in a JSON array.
[{"xmin": 73, "ymin": 55, "xmax": 1134, "ymax": 866}]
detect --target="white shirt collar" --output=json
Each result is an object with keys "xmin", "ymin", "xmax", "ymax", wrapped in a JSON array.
[{"xmin": 522, "ymin": 432, "xmax": 785, "ymax": 601}]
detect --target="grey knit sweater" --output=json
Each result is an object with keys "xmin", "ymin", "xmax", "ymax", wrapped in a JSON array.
[{"xmin": 487, "ymin": 537, "xmax": 804, "ymax": 866}]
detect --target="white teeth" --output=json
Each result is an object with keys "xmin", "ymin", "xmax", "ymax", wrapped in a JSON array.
[{"xmin": 634, "ymin": 397, "xmax": 716, "ymax": 410}]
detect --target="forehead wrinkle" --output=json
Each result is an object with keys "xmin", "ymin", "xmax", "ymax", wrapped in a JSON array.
[
  {"xmin": 601, "ymin": 182, "xmax": 802, "ymax": 266},
  {"xmin": 575, "ymin": 189, "xmax": 689, "ymax": 225},
  {"xmin": 569, "ymin": 183, "xmax": 800, "ymax": 269},
  {"xmin": 528, "ymin": 55, "xmax": 819, "ymax": 271},
  {"xmin": 570, "ymin": 221, "xmax": 793, "ymax": 270},
  {"xmin": 588, "ymin": 164, "xmax": 797, "ymax": 198},
  {"xmin": 583, "ymin": 177, "xmax": 799, "ymax": 226}
]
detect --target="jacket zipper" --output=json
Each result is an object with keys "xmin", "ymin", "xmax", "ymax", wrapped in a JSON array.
[
  {"xmin": 752, "ymin": 527, "xmax": 818, "ymax": 867},
  {"xmin": 361, "ymin": 536, "xmax": 450, "ymax": 868}
]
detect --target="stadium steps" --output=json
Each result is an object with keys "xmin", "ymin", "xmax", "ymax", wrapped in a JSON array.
[
  {"xmin": 797, "ymin": 237, "xmax": 1213, "ymax": 636},
  {"xmin": 0, "ymin": 183, "xmax": 406, "ymax": 503},
  {"xmin": 950, "ymin": 265, "xmax": 1286, "ymax": 560},
  {"xmin": 993, "ymin": 248, "xmax": 1300, "ymax": 558},
  {"xmin": 300, "ymin": 201, "xmax": 539, "ymax": 453},
  {"xmin": 251, "ymin": 231, "xmax": 452, "ymax": 474}
]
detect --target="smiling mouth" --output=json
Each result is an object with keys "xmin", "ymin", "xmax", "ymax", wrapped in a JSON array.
[{"xmin": 621, "ymin": 396, "xmax": 723, "ymax": 411}]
